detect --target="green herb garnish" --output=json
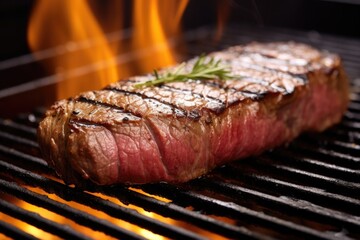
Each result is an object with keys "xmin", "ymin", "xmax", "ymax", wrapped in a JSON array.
[{"xmin": 134, "ymin": 55, "xmax": 236, "ymax": 88}]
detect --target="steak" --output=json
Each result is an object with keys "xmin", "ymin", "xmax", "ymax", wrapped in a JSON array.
[{"xmin": 38, "ymin": 42, "xmax": 349, "ymax": 185}]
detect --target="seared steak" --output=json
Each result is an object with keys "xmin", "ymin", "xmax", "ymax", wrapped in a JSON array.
[{"xmin": 38, "ymin": 42, "xmax": 349, "ymax": 185}]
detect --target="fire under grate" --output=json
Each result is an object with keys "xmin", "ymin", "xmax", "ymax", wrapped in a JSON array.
[{"xmin": 0, "ymin": 25, "xmax": 360, "ymax": 240}]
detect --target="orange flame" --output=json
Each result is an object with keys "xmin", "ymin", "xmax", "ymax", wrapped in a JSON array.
[
  {"xmin": 28, "ymin": 0, "xmax": 188, "ymax": 100},
  {"xmin": 28, "ymin": 0, "xmax": 120, "ymax": 100},
  {"xmin": 215, "ymin": 0, "xmax": 231, "ymax": 42},
  {"xmin": 131, "ymin": 0, "xmax": 188, "ymax": 73}
]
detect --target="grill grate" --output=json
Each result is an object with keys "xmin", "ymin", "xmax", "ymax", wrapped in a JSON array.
[{"xmin": 0, "ymin": 25, "xmax": 360, "ymax": 240}]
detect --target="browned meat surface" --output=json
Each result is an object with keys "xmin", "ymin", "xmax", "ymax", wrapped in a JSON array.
[{"xmin": 38, "ymin": 42, "xmax": 349, "ymax": 185}]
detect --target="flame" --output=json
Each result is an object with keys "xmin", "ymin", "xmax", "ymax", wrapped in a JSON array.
[
  {"xmin": 215, "ymin": 0, "xmax": 230, "ymax": 42},
  {"xmin": 131, "ymin": 0, "xmax": 188, "ymax": 73},
  {"xmin": 28, "ymin": 0, "xmax": 121, "ymax": 100},
  {"xmin": 28, "ymin": 0, "xmax": 188, "ymax": 100}
]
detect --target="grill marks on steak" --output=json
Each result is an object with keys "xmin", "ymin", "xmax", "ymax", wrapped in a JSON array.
[
  {"xmin": 77, "ymin": 45, "xmax": 313, "ymax": 120},
  {"xmin": 38, "ymin": 42, "xmax": 349, "ymax": 185},
  {"xmin": 72, "ymin": 43, "xmax": 315, "ymax": 122}
]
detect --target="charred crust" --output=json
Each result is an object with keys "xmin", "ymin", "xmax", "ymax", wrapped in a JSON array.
[
  {"xmin": 161, "ymin": 85, "xmax": 225, "ymax": 105},
  {"xmin": 76, "ymin": 95, "xmax": 143, "ymax": 119},
  {"xmin": 76, "ymin": 96, "xmax": 125, "ymax": 112},
  {"xmin": 291, "ymin": 73, "xmax": 308, "ymax": 83},
  {"xmin": 72, "ymin": 110, "xmax": 80, "ymax": 115},
  {"xmin": 188, "ymin": 110, "xmax": 201, "ymax": 120},
  {"xmin": 105, "ymin": 87, "xmax": 189, "ymax": 119}
]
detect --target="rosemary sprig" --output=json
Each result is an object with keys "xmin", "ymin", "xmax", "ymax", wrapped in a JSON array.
[{"xmin": 134, "ymin": 55, "xmax": 236, "ymax": 88}]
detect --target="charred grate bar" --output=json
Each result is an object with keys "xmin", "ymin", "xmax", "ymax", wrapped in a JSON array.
[
  {"xmin": 0, "ymin": 219, "xmax": 38, "ymax": 240},
  {"xmin": 0, "ymin": 25, "xmax": 360, "ymax": 239},
  {"xmin": 193, "ymin": 178, "xmax": 360, "ymax": 233},
  {"xmin": 0, "ymin": 195, "xmax": 91, "ymax": 240}
]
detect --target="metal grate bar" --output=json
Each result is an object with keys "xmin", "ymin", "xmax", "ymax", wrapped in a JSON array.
[
  {"xmin": 273, "ymin": 164, "xmax": 359, "ymax": 191},
  {"xmin": 15, "ymin": 113, "xmax": 44, "ymax": 128},
  {"xmin": 346, "ymin": 102, "xmax": 360, "ymax": 111},
  {"xmin": 192, "ymin": 177, "xmax": 360, "ymax": 234},
  {"xmin": 349, "ymin": 94, "xmax": 360, "ymax": 102},
  {"xmin": 268, "ymin": 150, "xmax": 360, "ymax": 183},
  {"xmin": 348, "ymin": 102, "xmax": 360, "ymax": 111},
  {"xmin": 345, "ymin": 111, "xmax": 360, "ymax": 122},
  {"xmin": 245, "ymin": 156, "xmax": 359, "ymax": 199},
  {"xmin": 0, "ymin": 161, "xmax": 207, "ymax": 240},
  {"xmin": 0, "ymin": 220, "xmax": 38, "ymax": 240},
  {"xmin": 326, "ymin": 140, "xmax": 360, "ymax": 152},
  {"xmin": 99, "ymin": 185, "xmax": 270, "ymax": 240},
  {"xmin": 352, "ymin": 81, "xmax": 360, "ymax": 88},
  {"xmin": 298, "ymin": 134, "xmax": 360, "ymax": 159},
  {"xmin": 288, "ymin": 141, "xmax": 359, "ymax": 169},
  {"xmin": 0, "ymin": 118, "xmax": 37, "ymax": 138},
  {"xmin": 0, "ymin": 198, "xmax": 91, "ymax": 240},
  {"xmin": 0, "ymin": 131, "xmax": 38, "ymax": 148},
  {"xmin": 0, "ymin": 179, "xmax": 148, "ymax": 240},
  {"xmin": 347, "ymin": 108, "xmax": 360, "ymax": 116},
  {"xmin": 341, "ymin": 120, "xmax": 360, "ymax": 131},
  {"xmin": 0, "ymin": 144, "xmax": 48, "ymax": 169},
  {"xmin": 233, "ymin": 171, "xmax": 360, "ymax": 216},
  {"xmin": 348, "ymin": 102, "xmax": 360, "ymax": 112},
  {"xmin": 141, "ymin": 184, "xmax": 343, "ymax": 240},
  {"xmin": 326, "ymin": 126, "xmax": 360, "ymax": 141}
]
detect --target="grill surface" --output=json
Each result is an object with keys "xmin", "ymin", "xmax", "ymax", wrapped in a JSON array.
[{"xmin": 0, "ymin": 25, "xmax": 360, "ymax": 240}]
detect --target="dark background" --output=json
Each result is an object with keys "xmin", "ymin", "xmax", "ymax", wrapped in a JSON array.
[{"xmin": 0, "ymin": 0, "xmax": 359, "ymax": 61}]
